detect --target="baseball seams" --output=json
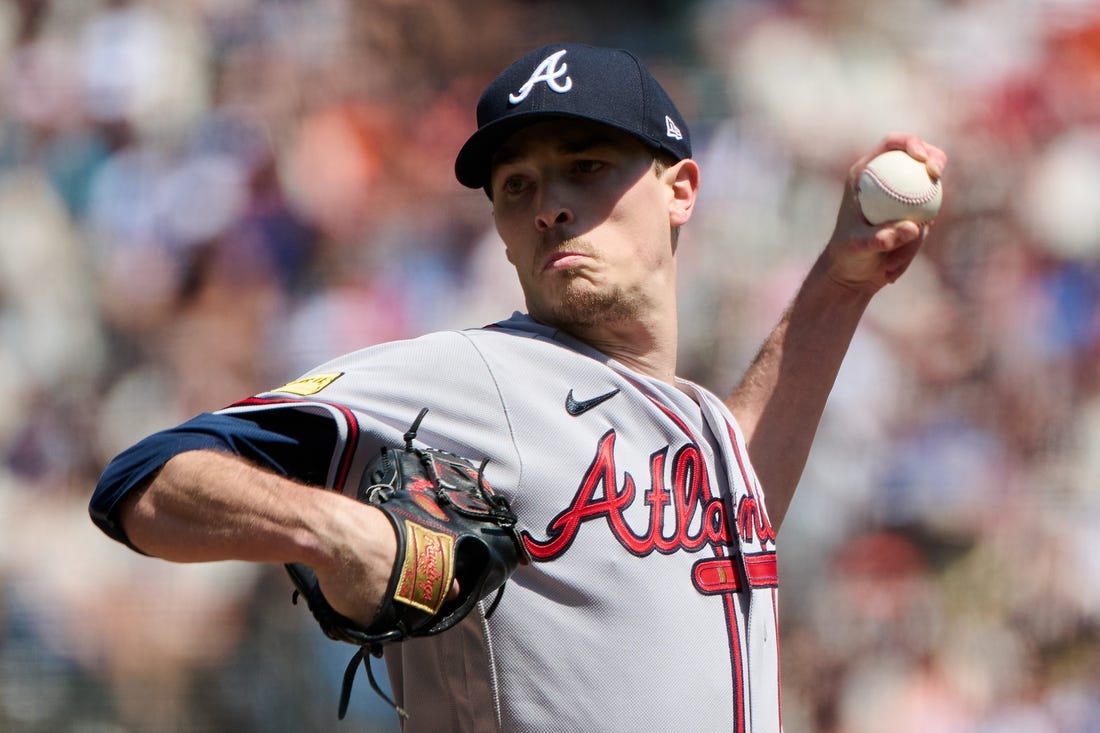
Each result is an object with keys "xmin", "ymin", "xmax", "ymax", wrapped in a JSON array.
[
  {"xmin": 861, "ymin": 165, "xmax": 941, "ymax": 205},
  {"xmin": 857, "ymin": 149, "xmax": 943, "ymax": 224}
]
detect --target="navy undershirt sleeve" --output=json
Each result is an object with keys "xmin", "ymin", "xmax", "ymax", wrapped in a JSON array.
[{"xmin": 88, "ymin": 412, "xmax": 307, "ymax": 551}]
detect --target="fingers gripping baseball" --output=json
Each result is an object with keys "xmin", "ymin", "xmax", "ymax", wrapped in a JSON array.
[{"xmin": 825, "ymin": 133, "xmax": 947, "ymax": 293}]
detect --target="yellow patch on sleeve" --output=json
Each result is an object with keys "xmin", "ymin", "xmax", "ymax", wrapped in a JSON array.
[{"xmin": 270, "ymin": 372, "xmax": 343, "ymax": 396}]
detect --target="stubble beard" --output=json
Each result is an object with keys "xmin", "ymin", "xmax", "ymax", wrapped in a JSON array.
[
  {"xmin": 550, "ymin": 277, "xmax": 643, "ymax": 329},
  {"xmin": 526, "ymin": 235, "xmax": 650, "ymax": 331}
]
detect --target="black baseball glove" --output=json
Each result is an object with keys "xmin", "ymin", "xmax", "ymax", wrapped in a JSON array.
[{"xmin": 285, "ymin": 408, "xmax": 529, "ymax": 719}]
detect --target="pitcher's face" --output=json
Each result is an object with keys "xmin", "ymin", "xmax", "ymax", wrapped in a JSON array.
[{"xmin": 490, "ymin": 120, "xmax": 689, "ymax": 330}]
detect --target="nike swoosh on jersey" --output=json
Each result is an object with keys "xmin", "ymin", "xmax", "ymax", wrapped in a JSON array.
[{"xmin": 565, "ymin": 388, "xmax": 621, "ymax": 416}]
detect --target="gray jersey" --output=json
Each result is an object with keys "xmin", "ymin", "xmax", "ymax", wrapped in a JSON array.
[{"xmin": 221, "ymin": 313, "xmax": 781, "ymax": 732}]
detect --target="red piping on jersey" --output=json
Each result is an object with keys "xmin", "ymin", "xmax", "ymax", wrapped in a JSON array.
[
  {"xmin": 717, "ymin": 543, "xmax": 746, "ymax": 733},
  {"xmin": 647, "ymin": 396, "xmax": 746, "ymax": 733},
  {"xmin": 226, "ymin": 396, "xmax": 360, "ymax": 493},
  {"xmin": 647, "ymin": 396, "xmax": 694, "ymax": 439},
  {"xmin": 725, "ymin": 420, "xmax": 775, "ymax": 542},
  {"xmin": 727, "ymin": 417, "xmax": 782, "ymax": 729}
]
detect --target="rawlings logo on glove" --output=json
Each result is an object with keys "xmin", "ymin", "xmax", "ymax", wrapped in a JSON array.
[{"xmin": 285, "ymin": 408, "xmax": 529, "ymax": 719}]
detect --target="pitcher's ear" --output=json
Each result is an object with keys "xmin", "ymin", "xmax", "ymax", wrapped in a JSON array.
[{"xmin": 667, "ymin": 158, "xmax": 700, "ymax": 227}]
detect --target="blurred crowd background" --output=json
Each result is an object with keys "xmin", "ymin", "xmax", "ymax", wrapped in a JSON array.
[{"xmin": 2, "ymin": 0, "xmax": 1100, "ymax": 731}]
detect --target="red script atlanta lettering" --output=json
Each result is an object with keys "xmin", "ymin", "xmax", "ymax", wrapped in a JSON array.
[{"xmin": 524, "ymin": 430, "xmax": 772, "ymax": 561}]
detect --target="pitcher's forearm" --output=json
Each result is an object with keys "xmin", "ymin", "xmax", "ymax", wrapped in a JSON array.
[
  {"xmin": 727, "ymin": 254, "xmax": 873, "ymax": 530},
  {"xmin": 118, "ymin": 449, "xmax": 351, "ymax": 566}
]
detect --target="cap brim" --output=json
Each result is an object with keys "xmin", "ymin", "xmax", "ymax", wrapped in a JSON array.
[
  {"xmin": 454, "ymin": 111, "xmax": 669, "ymax": 191},
  {"xmin": 454, "ymin": 112, "xmax": 568, "ymax": 190}
]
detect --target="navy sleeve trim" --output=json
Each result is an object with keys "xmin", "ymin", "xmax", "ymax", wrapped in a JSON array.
[{"xmin": 88, "ymin": 411, "xmax": 320, "ymax": 550}]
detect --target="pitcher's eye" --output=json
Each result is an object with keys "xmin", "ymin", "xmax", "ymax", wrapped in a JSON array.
[
  {"xmin": 574, "ymin": 160, "xmax": 605, "ymax": 175},
  {"xmin": 500, "ymin": 176, "xmax": 530, "ymax": 196}
]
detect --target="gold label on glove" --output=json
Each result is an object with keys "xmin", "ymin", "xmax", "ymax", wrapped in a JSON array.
[{"xmin": 394, "ymin": 521, "xmax": 455, "ymax": 614}]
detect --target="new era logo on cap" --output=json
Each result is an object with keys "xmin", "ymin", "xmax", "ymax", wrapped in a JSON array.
[
  {"xmin": 455, "ymin": 43, "xmax": 692, "ymax": 190},
  {"xmin": 666, "ymin": 115, "xmax": 683, "ymax": 141}
]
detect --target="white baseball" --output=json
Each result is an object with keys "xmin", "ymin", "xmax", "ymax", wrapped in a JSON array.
[{"xmin": 856, "ymin": 150, "xmax": 943, "ymax": 225}]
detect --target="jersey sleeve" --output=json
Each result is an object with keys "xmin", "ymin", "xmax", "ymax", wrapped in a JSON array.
[
  {"xmin": 90, "ymin": 327, "xmax": 517, "ymax": 552},
  {"xmin": 88, "ymin": 408, "xmax": 340, "ymax": 551}
]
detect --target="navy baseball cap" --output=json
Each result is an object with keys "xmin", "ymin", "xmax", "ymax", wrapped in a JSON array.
[{"xmin": 455, "ymin": 43, "xmax": 692, "ymax": 190}]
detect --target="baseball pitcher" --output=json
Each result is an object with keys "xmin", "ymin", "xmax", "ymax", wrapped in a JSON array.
[{"xmin": 90, "ymin": 43, "xmax": 946, "ymax": 732}]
